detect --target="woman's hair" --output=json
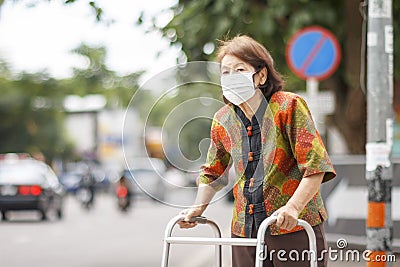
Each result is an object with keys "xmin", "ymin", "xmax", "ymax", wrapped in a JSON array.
[{"xmin": 216, "ymin": 35, "xmax": 284, "ymax": 100}]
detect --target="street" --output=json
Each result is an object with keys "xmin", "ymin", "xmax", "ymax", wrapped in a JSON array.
[
  {"xmin": 0, "ymin": 192, "xmax": 233, "ymax": 267},
  {"xmin": 1, "ymin": 192, "xmax": 398, "ymax": 267}
]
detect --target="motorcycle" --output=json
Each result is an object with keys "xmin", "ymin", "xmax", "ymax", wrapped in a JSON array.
[
  {"xmin": 115, "ymin": 175, "xmax": 132, "ymax": 212},
  {"xmin": 116, "ymin": 184, "xmax": 131, "ymax": 212},
  {"xmin": 77, "ymin": 186, "xmax": 94, "ymax": 210}
]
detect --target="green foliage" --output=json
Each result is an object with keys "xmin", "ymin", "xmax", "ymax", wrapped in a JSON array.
[
  {"xmin": 139, "ymin": 0, "xmax": 400, "ymax": 153},
  {"xmin": 1, "ymin": 0, "xmax": 397, "ymax": 157},
  {"xmin": 141, "ymin": 0, "xmax": 399, "ymax": 90},
  {"xmin": 63, "ymin": 0, "xmax": 103, "ymax": 21},
  {"xmin": 88, "ymin": 1, "xmax": 102, "ymax": 21},
  {"xmin": 0, "ymin": 69, "xmax": 72, "ymax": 162},
  {"xmin": 142, "ymin": 0, "xmax": 349, "ymax": 91},
  {"xmin": 0, "ymin": 44, "xmax": 142, "ymax": 162},
  {"xmin": 61, "ymin": 43, "xmax": 143, "ymax": 108}
]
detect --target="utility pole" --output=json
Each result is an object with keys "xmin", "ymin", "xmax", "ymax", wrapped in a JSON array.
[{"xmin": 365, "ymin": 0, "xmax": 394, "ymax": 266}]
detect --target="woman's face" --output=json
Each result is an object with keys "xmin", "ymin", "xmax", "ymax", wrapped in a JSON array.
[
  {"xmin": 221, "ymin": 54, "xmax": 255, "ymax": 76},
  {"xmin": 220, "ymin": 54, "xmax": 266, "ymax": 87}
]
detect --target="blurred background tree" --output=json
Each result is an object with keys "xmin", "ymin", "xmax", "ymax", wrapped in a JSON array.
[
  {"xmin": 138, "ymin": 0, "xmax": 400, "ymax": 154},
  {"xmin": 60, "ymin": 44, "xmax": 143, "ymax": 108},
  {"xmin": 0, "ymin": 43, "xmax": 142, "ymax": 163},
  {"xmin": 1, "ymin": 0, "xmax": 398, "ymax": 160},
  {"xmin": 0, "ymin": 62, "xmax": 73, "ymax": 163}
]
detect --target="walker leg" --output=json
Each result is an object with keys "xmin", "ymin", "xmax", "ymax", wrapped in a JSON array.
[
  {"xmin": 255, "ymin": 217, "xmax": 274, "ymax": 267},
  {"xmin": 161, "ymin": 241, "xmax": 171, "ymax": 267},
  {"xmin": 207, "ymin": 220, "xmax": 222, "ymax": 267},
  {"xmin": 254, "ymin": 216, "xmax": 318, "ymax": 267},
  {"xmin": 161, "ymin": 215, "xmax": 183, "ymax": 267}
]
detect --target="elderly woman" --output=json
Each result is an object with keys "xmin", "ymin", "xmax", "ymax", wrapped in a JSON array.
[{"xmin": 178, "ymin": 35, "xmax": 336, "ymax": 267}]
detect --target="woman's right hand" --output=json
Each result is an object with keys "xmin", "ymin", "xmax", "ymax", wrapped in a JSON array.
[{"xmin": 177, "ymin": 207, "xmax": 204, "ymax": 229}]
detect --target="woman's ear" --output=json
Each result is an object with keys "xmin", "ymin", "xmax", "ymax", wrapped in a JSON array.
[{"xmin": 258, "ymin": 67, "xmax": 268, "ymax": 86}]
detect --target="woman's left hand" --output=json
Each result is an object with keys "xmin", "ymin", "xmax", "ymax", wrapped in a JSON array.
[{"xmin": 274, "ymin": 203, "xmax": 301, "ymax": 231}]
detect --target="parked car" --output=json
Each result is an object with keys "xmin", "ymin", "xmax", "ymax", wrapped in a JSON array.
[
  {"xmin": 123, "ymin": 157, "xmax": 167, "ymax": 202},
  {"xmin": 0, "ymin": 154, "xmax": 64, "ymax": 221}
]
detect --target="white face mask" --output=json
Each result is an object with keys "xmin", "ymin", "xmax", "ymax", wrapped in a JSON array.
[{"xmin": 220, "ymin": 72, "xmax": 256, "ymax": 105}]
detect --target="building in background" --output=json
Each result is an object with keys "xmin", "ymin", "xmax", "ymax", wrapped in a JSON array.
[{"xmin": 63, "ymin": 95, "xmax": 144, "ymax": 180}]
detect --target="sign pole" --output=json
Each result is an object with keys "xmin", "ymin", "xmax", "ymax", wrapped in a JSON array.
[
  {"xmin": 365, "ymin": 0, "xmax": 394, "ymax": 266},
  {"xmin": 306, "ymin": 78, "xmax": 319, "ymax": 97}
]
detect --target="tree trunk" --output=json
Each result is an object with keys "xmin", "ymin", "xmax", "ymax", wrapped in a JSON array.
[{"xmin": 326, "ymin": 0, "xmax": 366, "ymax": 154}]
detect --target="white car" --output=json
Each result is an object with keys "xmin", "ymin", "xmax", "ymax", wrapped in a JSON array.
[{"xmin": 0, "ymin": 154, "xmax": 64, "ymax": 221}]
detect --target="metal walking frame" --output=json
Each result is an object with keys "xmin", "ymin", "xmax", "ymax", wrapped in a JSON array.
[{"xmin": 161, "ymin": 214, "xmax": 318, "ymax": 267}]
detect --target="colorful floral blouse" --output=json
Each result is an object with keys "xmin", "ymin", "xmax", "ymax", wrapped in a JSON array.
[{"xmin": 199, "ymin": 91, "xmax": 336, "ymax": 236}]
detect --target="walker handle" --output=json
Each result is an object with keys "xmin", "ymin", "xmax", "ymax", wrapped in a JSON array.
[
  {"xmin": 188, "ymin": 216, "xmax": 208, "ymax": 224},
  {"xmin": 161, "ymin": 215, "xmax": 222, "ymax": 267}
]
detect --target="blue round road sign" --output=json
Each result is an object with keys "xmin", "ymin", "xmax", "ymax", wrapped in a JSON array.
[{"xmin": 286, "ymin": 26, "xmax": 341, "ymax": 80}]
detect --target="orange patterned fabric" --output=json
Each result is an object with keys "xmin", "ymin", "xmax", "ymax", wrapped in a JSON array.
[{"xmin": 199, "ymin": 91, "xmax": 336, "ymax": 236}]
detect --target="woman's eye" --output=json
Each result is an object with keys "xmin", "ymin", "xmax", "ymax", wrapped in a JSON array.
[{"xmin": 236, "ymin": 68, "xmax": 245, "ymax": 72}]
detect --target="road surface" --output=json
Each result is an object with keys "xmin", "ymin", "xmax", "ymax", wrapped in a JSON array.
[{"xmin": 1, "ymin": 193, "xmax": 398, "ymax": 267}]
